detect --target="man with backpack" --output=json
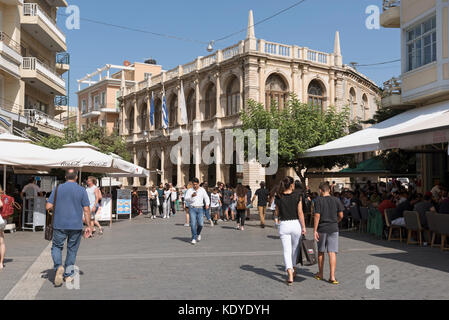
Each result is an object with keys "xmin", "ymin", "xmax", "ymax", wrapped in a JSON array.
[
  {"xmin": 222, "ymin": 184, "xmax": 233, "ymax": 221},
  {"xmin": 313, "ymin": 182, "xmax": 344, "ymax": 285}
]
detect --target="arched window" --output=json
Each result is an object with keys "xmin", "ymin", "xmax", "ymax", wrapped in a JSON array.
[
  {"xmin": 128, "ymin": 107, "xmax": 134, "ymax": 134},
  {"xmin": 187, "ymin": 90, "xmax": 196, "ymax": 124},
  {"xmin": 361, "ymin": 94, "xmax": 368, "ymax": 121},
  {"xmin": 140, "ymin": 103, "xmax": 147, "ymax": 132},
  {"xmin": 226, "ymin": 76, "xmax": 240, "ymax": 116},
  {"xmin": 308, "ymin": 80, "xmax": 326, "ymax": 111},
  {"xmin": 154, "ymin": 99, "xmax": 161, "ymax": 129},
  {"xmin": 265, "ymin": 74, "xmax": 288, "ymax": 109},
  {"xmin": 169, "ymin": 95, "xmax": 178, "ymax": 127},
  {"xmin": 349, "ymin": 88, "xmax": 357, "ymax": 120},
  {"xmin": 205, "ymin": 84, "xmax": 216, "ymax": 120}
]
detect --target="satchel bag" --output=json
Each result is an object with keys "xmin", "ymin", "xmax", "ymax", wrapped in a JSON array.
[
  {"xmin": 45, "ymin": 185, "xmax": 59, "ymax": 241},
  {"xmin": 297, "ymin": 235, "xmax": 318, "ymax": 266}
]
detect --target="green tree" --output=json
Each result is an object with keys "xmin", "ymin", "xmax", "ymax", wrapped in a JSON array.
[
  {"xmin": 240, "ymin": 95, "xmax": 351, "ymax": 183},
  {"xmin": 37, "ymin": 123, "xmax": 131, "ymax": 161}
]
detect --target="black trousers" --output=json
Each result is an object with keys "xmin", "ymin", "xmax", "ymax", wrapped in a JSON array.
[
  {"xmin": 150, "ymin": 199, "xmax": 158, "ymax": 216},
  {"xmin": 236, "ymin": 209, "xmax": 246, "ymax": 226}
]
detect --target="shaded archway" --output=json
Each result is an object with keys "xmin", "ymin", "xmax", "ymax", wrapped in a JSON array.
[
  {"xmin": 169, "ymin": 94, "xmax": 178, "ymax": 127},
  {"xmin": 265, "ymin": 73, "xmax": 288, "ymax": 109},
  {"xmin": 139, "ymin": 156, "xmax": 147, "ymax": 186},
  {"xmin": 361, "ymin": 93, "xmax": 368, "ymax": 121},
  {"xmin": 349, "ymin": 87, "xmax": 357, "ymax": 120},
  {"xmin": 226, "ymin": 75, "xmax": 240, "ymax": 116},
  {"xmin": 139, "ymin": 102, "xmax": 148, "ymax": 133},
  {"xmin": 154, "ymin": 98, "xmax": 162, "ymax": 129},
  {"xmin": 229, "ymin": 151, "xmax": 237, "ymax": 188},
  {"xmin": 189, "ymin": 155, "xmax": 195, "ymax": 182},
  {"xmin": 204, "ymin": 83, "xmax": 216, "ymax": 120},
  {"xmin": 127, "ymin": 106, "xmax": 134, "ymax": 134},
  {"xmin": 187, "ymin": 90, "xmax": 196, "ymax": 124},
  {"xmin": 308, "ymin": 79, "xmax": 326, "ymax": 111}
]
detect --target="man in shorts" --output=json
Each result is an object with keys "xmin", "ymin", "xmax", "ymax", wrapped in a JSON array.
[{"xmin": 313, "ymin": 182, "xmax": 344, "ymax": 285}]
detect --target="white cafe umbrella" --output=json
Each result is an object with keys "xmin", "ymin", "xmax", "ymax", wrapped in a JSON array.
[{"xmin": 0, "ymin": 133, "xmax": 61, "ymax": 190}]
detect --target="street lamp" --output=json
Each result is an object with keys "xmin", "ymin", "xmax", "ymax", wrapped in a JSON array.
[{"xmin": 207, "ymin": 40, "xmax": 215, "ymax": 53}]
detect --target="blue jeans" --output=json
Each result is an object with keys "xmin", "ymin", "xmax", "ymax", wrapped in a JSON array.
[
  {"xmin": 51, "ymin": 229, "xmax": 83, "ymax": 278},
  {"xmin": 190, "ymin": 207, "xmax": 204, "ymax": 241},
  {"xmin": 204, "ymin": 207, "xmax": 212, "ymax": 221}
]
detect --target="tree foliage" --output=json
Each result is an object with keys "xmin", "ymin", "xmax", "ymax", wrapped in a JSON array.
[
  {"xmin": 37, "ymin": 123, "xmax": 131, "ymax": 161},
  {"xmin": 240, "ymin": 95, "xmax": 352, "ymax": 182}
]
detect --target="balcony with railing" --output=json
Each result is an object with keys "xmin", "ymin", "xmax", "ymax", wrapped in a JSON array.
[
  {"xmin": 23, "ymin": 109, "xmax": 65, "ymax": 132},
  {"xmin": 381, "ymin": 0, "xmax": 400, "ymax": 28},
  {"xmin": 21, "ymin": 57, "xmax": 66, "ymax": 95},
  {"xmin": 22, "ymin": 3, "xmax": 67, "ymax": 51},
  {"xmin": 0, "ymin": 32, "xmax": 22, "ymax": 78},
  {"xmin": 381, "ymin": 77, "xmax": 414, "ymax": 109}
]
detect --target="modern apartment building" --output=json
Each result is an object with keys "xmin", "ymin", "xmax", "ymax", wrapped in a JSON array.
[
  {"xmin": 380, "ymin": 0, "xmax": 449, "ymax": 190},
  {"xmin": 0, "ymin": 0, "xmax": 69, "ymax": 139},
  {"xmin": 77, "ymin": 62, "xmax": 162, "ymax": 135},
  {"xmin": 120, "ymin": 11, "xmax": 381, "ymax": 190}
]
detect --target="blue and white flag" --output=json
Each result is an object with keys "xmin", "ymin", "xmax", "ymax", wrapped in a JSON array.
[
  {"xmin": 150, "ymin": 91, "xmax": 155, "ymax": 127},
  {"xmin": 162, "ymin": 86, "xmax": 168, "ymax": 129}
]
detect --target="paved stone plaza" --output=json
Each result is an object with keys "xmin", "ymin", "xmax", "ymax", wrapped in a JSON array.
[{"xmin": 1, "ymin": 210, "xmax": 448, "ymax": 300}]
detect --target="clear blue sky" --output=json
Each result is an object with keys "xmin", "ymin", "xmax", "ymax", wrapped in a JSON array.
[{"xmin": 59, "ymin": 0, "xmax": 400, "ymax": 107}]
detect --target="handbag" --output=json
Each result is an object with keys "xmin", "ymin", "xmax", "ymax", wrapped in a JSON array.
[
  {"xmin": 297, "ymin": 235, "xmax": 318, "ymax": 266},
  {"xmin": 45, "ymin": 185, "xmax": 59, "ymax": 241}
]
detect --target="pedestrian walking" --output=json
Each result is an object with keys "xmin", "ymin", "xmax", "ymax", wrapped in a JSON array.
[
  {"xmin": 157, "ymin": 183, "xmax": 164, "ymax": 217},
  {"xmin": 201, "ymin": 182, "xmax": 213, "ymax": 225},
  {"xmin": 86, "ymin": 177, "xmax": 103, "ymax": 236},
  {"xmin": 235, "ymin": 184, "xmax": 248, "ymax": 231},
  {"xmin": 313, "ymin": 182, "xmax": 344, "ymax": 285},
  {"xmin": 222, "ymin": 184, "xmax": 233, "ymax": 221},
  {"xmin": 46, "ymin": 169, "xmax": 92, "ymax": 287},
  {"xmin": 183, "ymin": 182, "xmax": 192, "ymax": 227},
  {"xmin": 252, "ymin": 181, "xmax": 270, "ymax": 228},
  {"xmin": 0, "ymin": 186, "xmax": 6, "ymax": 270},
  {"xmin": 184, "ymin": 178, "xmax": 210, "ymax": 245},
  {"xmin": 274, "ymin": 176, "xmax": 306, "ymax": 286},
  {"xmin": 210, "ymin": 187, "xmax": 221, "ymax": 225},
  {"xmin": 246, "ymin": 185, "xmax": 252, "ymax": 221},
  {"xmin": 132, "ymin": 187, "xmax": 143, "ymax": 216},
  {"xmin": 162, "ymin": 184, "xmax": 171, "ymax": 219},
  {"xmin": 149, "ymin": 187, "xmax": 159, "ymax": 219},
  {"xmin": 169, "ymin": 183, "xmax": 177, "ymax": 216}
]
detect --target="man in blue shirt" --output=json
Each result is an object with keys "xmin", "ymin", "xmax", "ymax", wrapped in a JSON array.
[{"xmin": 46, "ymin": 169, "xmax": 92, "ymax": 287}]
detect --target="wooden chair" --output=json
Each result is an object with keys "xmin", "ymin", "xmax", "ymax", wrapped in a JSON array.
[
  {"xmin": 403, "ymin": 211, "xmax": 424, "ymax": 246},
  {"xmin": 435, "ymin": 214, "xmax": 449, "ymax": 251},
  {"xmin": 385, "ymin": 208, "xmax": 402, "ymax": 242},
  {"xmin": 426, "ymin": 211, "xmax": 440, "ymax": 248}
]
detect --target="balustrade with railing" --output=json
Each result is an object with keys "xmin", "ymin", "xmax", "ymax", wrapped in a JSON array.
[
  {"xmin": 23, "ymin": 3, "xmax": 66, "ymax": 43},
  {"xmin": 0, "ymin": 32, "xmax": 21, "ymax": 55},
  {"xmin": 383, "ymin": 0, "xmax": 400, "ymax": 11},
  {"xmin": 382, "ymin": 77, "xmax": 402, "ymax": 97},
  {"xmin": 24, "ymin": 109, "xmax": 65, "ymax": 131},
  {"xmin": 22, "ymin": 57, "xmax": 66, "ymax": 88},
  {"xmin": 201, "ymin": 54, "xmax": 217, "ymax": 69}
]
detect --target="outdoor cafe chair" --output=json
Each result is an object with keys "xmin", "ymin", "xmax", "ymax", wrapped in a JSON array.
[
  {"xmin": 385, "ymin": 208, "xmax": 402, "ymax": 242},
  {"xmin": 426, "ymin": 211, "xmax": 440, "ymax": 249},
  {"xmin": 404, "ymin": 211, "xmax": 424, "ymax": 246},
  {"xmin": 359, "ymin": 207, "xmax": 369, "ymax": 233},
  {"xmin": 435, "ymin": 213, "xmax": 449, "ymax": 252}
]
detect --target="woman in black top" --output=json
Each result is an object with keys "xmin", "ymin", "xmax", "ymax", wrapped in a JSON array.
[{"xmin": 274, "ymin": 176, "xmax": 307, "ymax": 286}]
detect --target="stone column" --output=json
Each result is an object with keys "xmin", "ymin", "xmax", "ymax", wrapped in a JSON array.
[
  {"xmin": 302, "ymin": 66, "xmax": 309, "ymax": 104},
  {"xmin": 329, "ymin": 72, "xmax": 335, "ymax": 108},
  {"xmin": 177, "ymin": 147, "xmax": 182, "ymax": 187},
  {"xmin": 133, "ymin": 147, "xmax": 138, "ymax": 187},
  {"xmin": 259, "ymin": 59, "xmax": 266, "ymax": 107},
  {"xmin": 193, "ymin": 79, "xmax": 201, "ymax": 179},
  {"xmin": 133, "ymin": 97, "xmax": 138, "ymax": 137},
  {"xmin": 292, "ymin": 63, "xmax": 299, "ymax": 99},
  {"xmin": 160, "ymin": 147, "xmax": 166, "ymax": 183},
  {"xmin": 146, "ymin": 93, "xmax": 151, "ymax": 133},
  {"xmin": 146, "ymin": 145, "xmax": 150, "ymax": 187}
]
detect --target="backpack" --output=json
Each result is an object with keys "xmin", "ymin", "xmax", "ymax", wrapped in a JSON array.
[
  {"xmin": 1, "ymin": 194, "xmax": 15, "ymax": 219},
  {"xmin": 223, "ymin": 190, "xmax": 231, "ymax": 205},
  {"xmin": 237, "ymin": 196, "xmax": 246, "ymax": 210}
]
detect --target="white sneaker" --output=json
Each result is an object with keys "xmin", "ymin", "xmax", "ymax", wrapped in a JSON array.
[
  {"xmin": 218, "ymin": 219, "xmax": 223, "ymax": 222},
  {"xmin": 210, "ymin": 220, "xmax": 214, "ymax": 227},
  {"xmin": 197, "ymin": 235, "xmax": 202, "ymax": 242},
  {"xmin": 184, "ymin": 223, "xmax": 190, "ymax": 227},
  {"xmin": 191, "ymin": 239, "xmax": 197, "ymax": 245}
]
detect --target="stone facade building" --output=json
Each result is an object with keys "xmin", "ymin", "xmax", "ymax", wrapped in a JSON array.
[{"xmin": 120, "ymin": 11, "xmax": 381, "ymax": 190}]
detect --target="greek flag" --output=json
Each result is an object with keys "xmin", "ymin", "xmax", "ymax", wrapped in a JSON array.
[
  {"xmin": 150, "ymin": 91, "xmax": 155, "ymax": 126},
  {"xmin": 162, "ymin": 87, "xmax": 168, "ymax": 129}
]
